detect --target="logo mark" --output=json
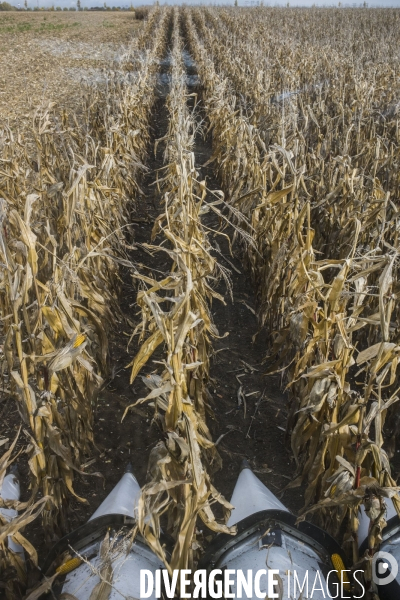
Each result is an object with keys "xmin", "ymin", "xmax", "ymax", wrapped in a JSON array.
[{"xmin": 372, "ymin": 551, "xmax": 398, "ymax": 586}]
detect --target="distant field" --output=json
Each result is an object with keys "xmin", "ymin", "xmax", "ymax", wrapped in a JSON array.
[{"xmin": 0, "ymin": 11, "xmax": 141, "ymax": 125}]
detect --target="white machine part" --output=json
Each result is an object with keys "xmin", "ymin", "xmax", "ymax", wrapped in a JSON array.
[
  {"xmin": 357, "ymin": 497, "xmax": 400, "ymax": 600},
  {"xmin": 51, "ymin": 466, "xmax": 165, "ymax": 600},
  {"xmin": 89, "ymin": 470, "xmax": 140, "ymax": 521},
  {"xmin": 227, "ymin": 461, "xmax": 288, "ymax": 526},
  {"xmin": 201, "ymin": 461, "xmax": 348, "ymax": 600},
  {"xmin": 357, "ymin": 496, "xmax": 398, "ymax": 549},
  {"xmin": 61, "ymin": 536, "xmax": 163, "ymax": 599},
  {"xmin": 213, "ymin": 528, "xmax": 332, "ymax": 599},
  {"xmin": 0, "ymin": 469, "xmax": 25, "ymax": 560},
  {"xmin": 46, "ymin": 461, "xmax": 350, "ymax": 599}
]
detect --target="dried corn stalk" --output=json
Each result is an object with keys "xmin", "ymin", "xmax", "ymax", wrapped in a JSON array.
[{"xmin": 0, "ymin": 6, "xmax": 168, "ymax": 548}]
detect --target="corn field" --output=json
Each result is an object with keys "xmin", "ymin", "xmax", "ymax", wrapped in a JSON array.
[{"xmin": 1, "ymin": 5, "xmax": 400, "ymax": 598}]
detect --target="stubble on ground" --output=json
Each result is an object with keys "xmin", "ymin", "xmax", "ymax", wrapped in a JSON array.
[{"xmin": 0, "ymin": 11, "xmax": 141, "ymax": 128}]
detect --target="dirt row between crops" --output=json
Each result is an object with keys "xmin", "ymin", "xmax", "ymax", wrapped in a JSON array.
[{"xmin": 73, "ymin": 45, "xmax": 303, "ymax": 536}]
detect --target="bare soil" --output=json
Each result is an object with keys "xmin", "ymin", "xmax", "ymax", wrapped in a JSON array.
[{"xmin": 0, "ymin": 11, "xmax": 140, "ymax": 127}]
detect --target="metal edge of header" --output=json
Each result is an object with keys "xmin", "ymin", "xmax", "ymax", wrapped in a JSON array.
[
  {"xmin": 42, "ymin": 513, "xmax": 174, "ymax": 575},
  {"xmin": 198, "ymin": 508, "xmax": 348, "ymax": 571}
]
